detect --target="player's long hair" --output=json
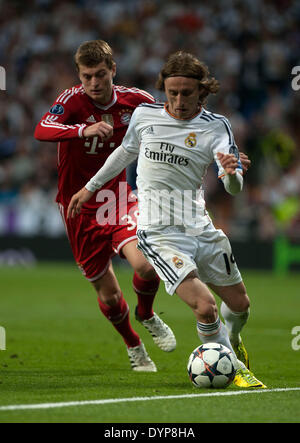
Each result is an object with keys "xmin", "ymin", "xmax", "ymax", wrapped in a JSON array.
[
  {"xmin": 156, "ymin": 51, "xmax": 220, "ymax": 105},
  {"xmin": 74, "ymin": 40, "xmax": 115, "ymax": 70}
]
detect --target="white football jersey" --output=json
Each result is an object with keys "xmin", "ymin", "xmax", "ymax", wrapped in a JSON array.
[{"xmin": 121, "ymin": 103, "xmax": 242, "ymax": 233}]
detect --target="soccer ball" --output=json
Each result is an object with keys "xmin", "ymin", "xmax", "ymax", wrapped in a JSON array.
[{"xmin": 187, "ymin": 343, "xmax": 237, "ymax": 388}]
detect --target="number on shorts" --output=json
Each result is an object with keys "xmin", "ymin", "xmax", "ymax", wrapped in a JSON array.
[
  {"xmin": 120, "ymin": 213, "xmax": 137, "ymax": 231},
  {"xmin": 222, "ymin": 252, "xmax": 235, "ymax": 275}
]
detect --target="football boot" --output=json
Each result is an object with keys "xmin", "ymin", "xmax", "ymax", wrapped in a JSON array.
[
  {"xmin": 234, "ymin": 360, "xmax": 267, "ymax": 388},
  {"xmin": 135, "ymin": 307, "xmax": 176, "ymax": 352},
  {"xmin": 127, "ymin": 342, "xmax": 157, "ymax": 372}
]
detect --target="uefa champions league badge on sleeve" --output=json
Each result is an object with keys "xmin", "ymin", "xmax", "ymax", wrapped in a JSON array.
[{"xmin": 49, "ymin": 104, "xmax": 64, "ymax": 115}]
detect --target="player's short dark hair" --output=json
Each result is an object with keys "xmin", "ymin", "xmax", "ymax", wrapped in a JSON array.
[
  {"xmin": 156, "ymin": 51, "xmax": 220, "ymax": 105},
  {"xmin": 74, "ymin": 40, "xmax": 115, "ymax": 70}
]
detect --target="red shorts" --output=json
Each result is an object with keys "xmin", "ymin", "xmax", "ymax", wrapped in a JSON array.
[{"xmin": 58, "ymin": 198, "xmax": 139, "ymax": 282}]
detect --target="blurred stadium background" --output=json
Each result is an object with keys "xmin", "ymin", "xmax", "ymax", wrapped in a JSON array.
[{"xmin": 0, "ymin": 0, "xmax": 300, "ymax": 272}]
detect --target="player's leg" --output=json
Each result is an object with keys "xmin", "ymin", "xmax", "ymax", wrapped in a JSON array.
[
  {"xmin": 122, "ymin": 240, "xmax": 176, "ymax": 352},
  {"xmin": 92, "ymin": 263, "xmax": 156, "ymax": 372},
  {"xmin": 195, "ymin": 224, "xmax": 266, "ymax": 387},
  {"xmin": 210, "ymin": 282, "xmax": 266, "ymax": 387},
  {"xmin": 114, "ymin": 194, "xmax": 160, "ymax": 320},
  {"xmin": 175, "ymin": 271, "xmax": 236, "ymax": 356},
  {"xmin": 136, "ymin": 229, "xmax": 234, "ymax": 354},
  {"xmin": 193, "ymin": 222, "xmax": 251, "ymax": 363},
  {"xmin": 92, "ymin": 262, "xmax": 140, "ymax": 348},
  {"xmin": 208, "ymin": 281, "xmax": 250, "ymax": 368},
  {"xmin": 122, "ymin": 240, "xmax": 158, "ymax": 320}
]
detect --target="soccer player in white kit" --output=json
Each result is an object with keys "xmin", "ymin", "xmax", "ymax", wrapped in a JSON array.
[{"xmin": 68, "ymin": 51, "xmax": 266, "ymax": 388}]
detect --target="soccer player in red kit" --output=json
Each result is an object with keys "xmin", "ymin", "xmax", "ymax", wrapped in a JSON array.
[{"xmin": 34, "ymin": 40, "xmax": 176, "ymax": 372}]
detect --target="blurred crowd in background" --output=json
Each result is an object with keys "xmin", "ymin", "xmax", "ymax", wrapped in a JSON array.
[{"xmin": 0, "ymin": 0, "xmax": 300, "ymax": 240}]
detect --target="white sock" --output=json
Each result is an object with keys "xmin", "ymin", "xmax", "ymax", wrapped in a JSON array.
[
  {"xmin": 220, "ymin": 302, "xmax": 249, "ymax": 345},
  {"xmin": 197, "ymin": 317, "xmax": 236, "ymax": 356}
]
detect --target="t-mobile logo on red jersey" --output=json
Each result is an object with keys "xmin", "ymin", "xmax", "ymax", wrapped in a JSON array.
[
  {"xmin": 0, "ymin": 326, "xmax": 6, "ymax": 350},
  {"xmin": 0, "ymin": 66, "xmax": 6, "ymax": 90}
]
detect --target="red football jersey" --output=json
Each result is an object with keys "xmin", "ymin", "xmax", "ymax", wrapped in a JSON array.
[{"xmin": 34, "ymin": 84, "xmax": 155, "ymax": 212}]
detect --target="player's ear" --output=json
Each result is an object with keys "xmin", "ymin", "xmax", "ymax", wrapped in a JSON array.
[{"xmin": 111, "ymin": 62, "xmax": 117, "ymax": 78}]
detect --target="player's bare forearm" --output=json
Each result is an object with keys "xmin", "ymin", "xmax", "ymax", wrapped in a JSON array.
[{"xmin": 67, "ymin": 187, "xmax": 95, "ymax": 219}]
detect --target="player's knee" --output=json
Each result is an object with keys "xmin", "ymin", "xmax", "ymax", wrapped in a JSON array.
[
  {"xmin": 234, "ymin": 287, "xmax": 250, "ymax": 313},
  {"xmin": 224, "ymin": 282, "xmax": 250, "ymax": 313},
  {"xmin": 240, "ymin": 293, "xmax": 250, "ymax": 313},
  {"xmin": 195, "ymin": 300, "xmax": 218, "ymax": 324},
  {"xmin": 134, "ymin": 261, "xmax": 156, "ymax": 280},
  {"xmin": 92, "ymin": 277, "xmax": 122, "ymax": 307},
  {"xmin": 98, "ymin": 289, "xmax": 122, "ymax": 307}
]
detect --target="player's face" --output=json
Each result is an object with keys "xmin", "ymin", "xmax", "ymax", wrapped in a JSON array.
[
  {"xmin": 164, "ymin": 77, "xmax": 201, "ymax": 120},
  {"xmin": 78, "ymin": 61, "xmax": 116, "ymax": 104}
]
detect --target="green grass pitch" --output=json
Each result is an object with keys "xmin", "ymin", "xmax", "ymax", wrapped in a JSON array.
[{"xmin": 0, "ymin": 262, "xmax": 299, "ymax": 423}]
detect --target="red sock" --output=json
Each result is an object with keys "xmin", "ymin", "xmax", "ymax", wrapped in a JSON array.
[
  {"xmin": 97, "ymin": 293, "xmax": 140, "ymax": 348},
  {"xmin": 133, "ymin": 272, "xmax": 160, "ymax": 320}
]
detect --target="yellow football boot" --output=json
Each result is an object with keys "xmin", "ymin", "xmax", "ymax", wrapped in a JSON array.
[{"xmin": 234, "ymin": 361, "xmax": 267, "ymax": 389}]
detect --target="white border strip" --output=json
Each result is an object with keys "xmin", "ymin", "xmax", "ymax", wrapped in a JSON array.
[{"xmin": 0, "ymin": 388, "xmax": 299, "ymax": 412}]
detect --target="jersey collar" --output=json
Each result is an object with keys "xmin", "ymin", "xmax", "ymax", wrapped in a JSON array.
[
  {"xmin": 164, "ymin": 103, "xmax": 203, "ymax": 121},
  {"xmin": 86, "ymin": 85, "xmax": 118, "ymax": 110}
]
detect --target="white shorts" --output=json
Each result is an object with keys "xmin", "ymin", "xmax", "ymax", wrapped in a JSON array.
[{"xmin": 137, "ymin": 222, "xmax": 242, "ymax": 295}]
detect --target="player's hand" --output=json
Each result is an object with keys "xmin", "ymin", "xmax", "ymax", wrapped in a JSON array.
[
  {"xmin": 67, "ymin": 187, "xmax": 94, "ymax": 218},
  {"xmin": 239, "ymin": 152, "xmax": 251, "ymax": 173},
  {"xmin": 217, "ymin": 152, "xmax": 238, "ymax": 175},
  {"xmin": 83, "ymin": 121, "xmax": 113, "ymax": 141}
]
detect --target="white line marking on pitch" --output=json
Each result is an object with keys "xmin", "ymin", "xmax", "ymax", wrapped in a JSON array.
[{"xmin": 0, "ymin": 387, "xmax": 299, "ymax": 412}]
